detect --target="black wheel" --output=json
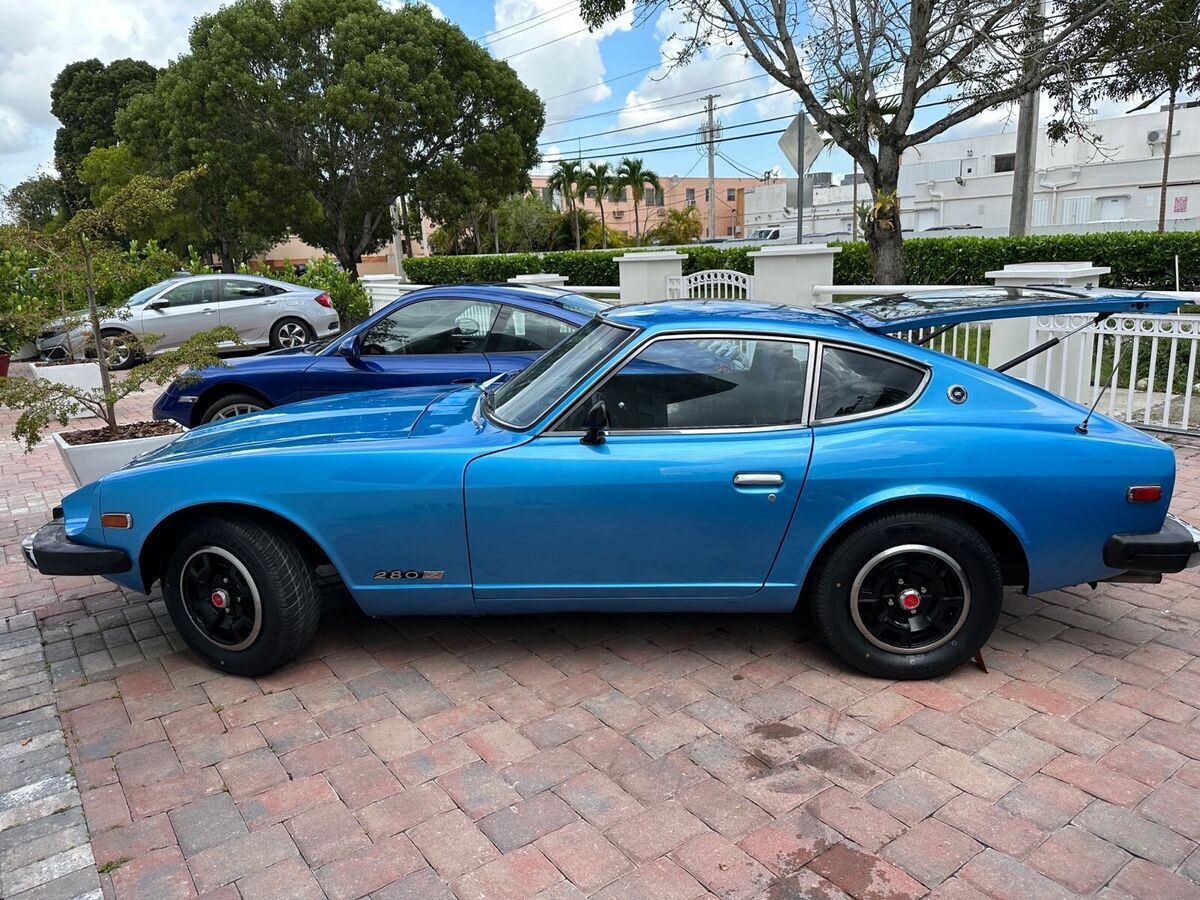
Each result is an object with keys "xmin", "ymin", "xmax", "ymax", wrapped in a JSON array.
[
  {"xmin": 163, "ymin": 516, "xmax": 320, "ymax": 676},
  {"xmin": 271, "ymin": 318, "xmax": 312, "ymax": 350},
  {"xmin": 100, "ymin": 329, "xmax": 138, "ymax": 370},
  {"xmin": 200, "ymin": 392, "xmax": 271, "ymax": 425},
  {"xmin": 811, "ymin": 512, "xmax": 1002, "ymax": 679}
]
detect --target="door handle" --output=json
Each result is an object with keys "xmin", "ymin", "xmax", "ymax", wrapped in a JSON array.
[{"xmin": 734, "ymin": 473, "xmax": 783, "ymax": 486}]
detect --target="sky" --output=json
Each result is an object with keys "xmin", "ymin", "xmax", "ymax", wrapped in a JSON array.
[{"xmin": 0, "ymin": 0, "xmax": 1183, "ymax": 196}]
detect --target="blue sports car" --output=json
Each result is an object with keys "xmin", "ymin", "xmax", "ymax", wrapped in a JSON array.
[
  {"xmin": 153, "ymin": 283, "xmax": 607, "ymax": 426},
  {"xmin": 25, "ymin": 288, "xmax": 1200, "ymax": 679}
]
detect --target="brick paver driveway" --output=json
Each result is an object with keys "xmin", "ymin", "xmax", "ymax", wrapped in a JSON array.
[{"xmin": 2, "ymin": 378, "xmax": 1200, "ymax": 899}]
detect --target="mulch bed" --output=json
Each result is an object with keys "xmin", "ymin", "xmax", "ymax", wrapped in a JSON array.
[{"xmin": 59, "ymin": 420, "xmax": 183, "ymax": 446}]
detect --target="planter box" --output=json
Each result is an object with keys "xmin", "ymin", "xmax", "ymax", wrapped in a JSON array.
[
  {"xmin": 53, "ymin": 427, "xmax": 185, "ymax": 488},
  {"xmin": 31, "ymin": 361, "xmax": 102, "ymax": 419},
  {"xmin": 0, "ymin": 354, "xmax": 9, "ymax": 378}
]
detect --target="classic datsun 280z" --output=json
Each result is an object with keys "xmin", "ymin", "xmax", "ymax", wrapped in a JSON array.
[{"xmin": 23, "ymin": 289, "xmax": 1200, "ymax": 680}]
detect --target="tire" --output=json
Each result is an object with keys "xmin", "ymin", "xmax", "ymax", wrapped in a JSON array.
[
  {"xmin": 270, "ymin": 318, "xmax": 312, "ymax": 350},
  {"xmin": 100, "ymin": 329, "xmax": 138, "ymax": 370},
  {"xmin": 162, "ymin": 516, "xmax": 321, "ymax": 676},
  {"xmin": 200, "ymin": 392, "xmax": 271, "ymax": 425},
  {"xmin": 811, "ymin": 512, "xmax": 1003, "ymax": 680}
]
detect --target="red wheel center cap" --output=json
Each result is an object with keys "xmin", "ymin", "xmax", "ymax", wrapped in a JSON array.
[
  {"xmin": 897, "ymin": 588, "xmax": 921, "ymax": 611},
  {"xmin": 211, "ymin": 589, "xmax": 229, "ymax": 609}
]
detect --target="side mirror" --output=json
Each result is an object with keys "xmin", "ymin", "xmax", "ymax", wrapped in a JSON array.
[
  {"xmin": 580, "ymin": 399, "xmax": 609, "ymax": 445},
  {"xmin": 338, "ymin": 335, "xmax": 360, "ymax": 357},
  {"xmin": 146, "ymin": 299, "xmax": 168, "ymax": 311}
]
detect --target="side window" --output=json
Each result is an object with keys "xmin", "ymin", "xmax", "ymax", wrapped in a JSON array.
[
  {"xmin": 559, "ymin": 337, "xmax": 810, "ymax": 431},
  {"xmin": 162, "ymin": 281, "xmax": 216, "ymax": 307},
  {"xmin": 221, "ymin": 279, "xmax": 273, "ymax": 300},
  {"xmin": 814, "ymin": 347, "xmax": 925, "ymax": 421},
  {"xmin": 487, "ymin": 307, "xmax": 576, "ymax": 354},
  {"xmin": 360, "ymin": 298, "xmax": 498, "ymax": 356}
]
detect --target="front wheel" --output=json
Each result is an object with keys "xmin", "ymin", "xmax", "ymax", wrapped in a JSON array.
[
  {"xmin": 163, "ymin": 516, "xmax": 320, "ymax": 676},
  {"xmin": 811, "ymin": 512, "xmax": 1003, "ymax": 680},
  {"xmin": 200, "ymin": 392, "xmax": 271, "ymax": 424}
]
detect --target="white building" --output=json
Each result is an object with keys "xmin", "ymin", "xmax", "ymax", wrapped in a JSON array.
[{"xmin": 742, "ymin": 103, "xmax": 1200, "ymax": 238}]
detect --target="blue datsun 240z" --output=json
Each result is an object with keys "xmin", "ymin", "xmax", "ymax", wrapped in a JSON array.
[
  {"xmin": 23, "ymin": 288, "xmax": 1200, "ymax": 679},
  {"xmin": 152, "ymin": 284, "xmax": 607, "ymax": 426}
]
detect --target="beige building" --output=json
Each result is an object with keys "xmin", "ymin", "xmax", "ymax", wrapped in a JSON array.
[{"xmin": 529, "ymin": 174, "xmax": 762, "ymax": 241}]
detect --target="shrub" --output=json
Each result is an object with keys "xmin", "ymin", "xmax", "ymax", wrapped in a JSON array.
[{"xmin": 268, "ymin": 257, "xmax": 373, "ymax": 326}]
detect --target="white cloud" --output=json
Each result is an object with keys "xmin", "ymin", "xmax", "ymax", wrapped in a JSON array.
[
  {"xmin": 533, "ymin": 144, "xmax": 562, "ymax": 175},
  {"xmin": 492, "ymin": 0, "xmax": 633, "ymax": 125}
]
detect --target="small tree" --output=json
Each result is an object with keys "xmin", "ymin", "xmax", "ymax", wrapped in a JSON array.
[
  {"xmin": 647, "ymin": 206, "xmax": 703, "ymax": 245},
  {"xmin": 615, "ymin": 158, "xmax": 663, "ymax": 246},
  {"xmin": 578, "ymin": 162, "xmax": 619, "ymax": 250},
  {"xmin": 547, "ymin": 160, "xmax": 585, "ymax": 250}
]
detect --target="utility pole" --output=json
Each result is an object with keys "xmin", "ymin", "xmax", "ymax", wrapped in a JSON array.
[
  {"xmin": 1009, "ymin": 0, "xmax": 1044, "ymax": 236},
  {"xmin": 703, "ymin": 94, "xmax": 719, "ymax": 239}
]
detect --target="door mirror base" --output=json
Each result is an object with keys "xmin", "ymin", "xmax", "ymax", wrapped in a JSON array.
[{"xmin": 580, "ymin": 400, "xmax": 609, "ymax": 445}]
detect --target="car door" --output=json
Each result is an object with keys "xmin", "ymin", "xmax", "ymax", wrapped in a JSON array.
[
  {"xmin": 139, "ymin": 279, "xmax": 218, "ymax": 350},
  {"xmin": 484, "ymin": 305, "xmax": 580, "ymax": 376},
  {"xmin": 300, "ymin": 296, "xmax": 497, "ymax": 398},
  {"xmin": 217, "ymin": 278, "xmax": 280, "ymax": 345},
  {"xmin": 464, "ymin": 334, "xmax": 815, "ymax": 606}
]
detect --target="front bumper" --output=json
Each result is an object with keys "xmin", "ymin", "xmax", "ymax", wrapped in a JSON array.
[
  {"xmin": 1104, "ymin": 514, "xmax": 1200, "ymax": 574},
  {"xmin": 22, "ymin": 515, "xmax": 130, "ymax": 577}
]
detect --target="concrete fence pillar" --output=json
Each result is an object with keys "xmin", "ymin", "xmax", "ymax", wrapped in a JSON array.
[
  {"xmin": 986, "ymin": 262, "xmax": 1110, "ymax": 397},
  {"xmin": 615, "ymin": 251, "xmax": 686, "ymax": 304},
  {"xmin": 507, "ymin": 273, "xmax": 569, "ymax": 288},
  {"xmin": 748, "ymin": 244, "xmax": 841, "ymax": 307}
]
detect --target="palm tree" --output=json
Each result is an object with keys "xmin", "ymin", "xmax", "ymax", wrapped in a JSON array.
[
  {"xmin": 615, "ymin": 157, "xmax": 662, "ymax": 246},
  {"xmin": 546, "ymin": 159, "xmax": 583, "ymax": 250},
  {"xmin": 578, "ymin": 161, "xmax": 617, "ymax": 249}
]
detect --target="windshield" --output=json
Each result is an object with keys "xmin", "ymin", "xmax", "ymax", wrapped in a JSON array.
[
  {"xmin": 126, "ymin": 278, "xmax": 183, "ymax": 307},
  {"xmin": 489, "ymin": 319, "xmax": 632, "ymax": 429}
]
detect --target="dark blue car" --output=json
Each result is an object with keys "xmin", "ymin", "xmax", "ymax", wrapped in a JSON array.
[{"xmin": 153, "ymin": 284, "xmax": 608, "ymax": 426}]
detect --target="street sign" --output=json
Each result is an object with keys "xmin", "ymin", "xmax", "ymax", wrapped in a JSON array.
[{"xmin": 778, "ymin": 113, "xmax": 824, "ymax": 175}]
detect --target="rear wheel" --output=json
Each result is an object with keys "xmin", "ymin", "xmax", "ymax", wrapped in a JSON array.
[
  {"xmin": 271, "ymin": 318, "xmax": 311, "ymax": 350},
  {"xmin": 200, "ymin": 392, "xmax": 270, "ymax": 424},
  {"xmin": 163, "ymin": 516, "xmax": 320, "ymax": 676},
  {"xmin": 811, "ymin": 512, "xmax": 1002, "ymax": 679}
]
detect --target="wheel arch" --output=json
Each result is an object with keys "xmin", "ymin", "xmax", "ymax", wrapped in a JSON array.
[
  {"xmin": 139, "ymin": 501, "xmax": 335, "ymax": 592},
  {"xmin": 271, "ymin": 315, "xmax": 313, "ymax": 338},
  {"xmin": 797, "ymin": 494, "xmax": 1030, "ymax": 608},
  {"xmin": 192, "ymin": 383, "xmax": 273, "ymax": 425}
]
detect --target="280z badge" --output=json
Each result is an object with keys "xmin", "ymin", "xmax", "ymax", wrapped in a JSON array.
[{"xmin": 373, "ymin": 570, "xmax": 444, "ymax": 581}]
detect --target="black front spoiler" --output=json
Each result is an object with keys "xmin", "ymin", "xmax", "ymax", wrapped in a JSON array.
[
  {"xmin": 22, "ymin": 518, "xmax": 130, "ymax": 577},
  {"xmin": 1104, "ymin": 515, "xmax": 1200, "ymax": 575}
]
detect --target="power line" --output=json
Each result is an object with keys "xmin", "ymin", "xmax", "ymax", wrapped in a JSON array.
[
  {"xmin": 541, "ymin": 124, "xmax": 790, "ymax": 162},
  {"xmin": 544, "ymin": 73, "xmax": 772, "ymax": 126},
  {"xmin": 542, "ymin": 62, "xmax": 663, "ymax": 101},
  {"xmin": 477, "ymin": 0, "xmax": 576, "ymax": 42},
  {"xmin": 500, "ymin": 25, "xmax": 593, "ymax": 61},
  {"xmin": 482, "ymin": 4, "xmax": 580, "ymax": 48}
]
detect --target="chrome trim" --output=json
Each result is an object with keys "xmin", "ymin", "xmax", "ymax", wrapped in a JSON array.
[
  {"xmin": 733, "ymin": 473, "xmax": 784, "ymax": 486},
  {"xmin": 850, "ymin": 543, "xmax": 971, "ymax": 655},
  {"xmin": 947, "ymin": 384, "xmax": 968, "ymax": 404},
  {"xmin": 178, "ymin": 395, "xmax": 198, "ymax": 405},
  {"xmin": 544, "ymin": 330, "xmax": 817, "ymax": 435},
  {"xmin": 808, "ymin": 341, "xmax": 931, "ymax": 427}
]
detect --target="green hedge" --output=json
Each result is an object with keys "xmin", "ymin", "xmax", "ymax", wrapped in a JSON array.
[{"xmin": 403, "ymin": 231, "xmax": 1200, "ymax": 291}]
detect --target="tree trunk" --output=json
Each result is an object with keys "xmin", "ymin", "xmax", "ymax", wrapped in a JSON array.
[
  {"xmin": 399, "ymin": 194, "xmax": 413, "ymax": 258},
  {"xmin": 1159, "ymin": 89, "xmax": 1177, "ymax": 233},
  {"xmin": 599, "ymin": 199, "xmax": 607, "ymax": 250},
  {"xmin": 336, "ymin": 246, "xmax": 360, "ymax": 280},
  {"xmin": 633, "ymin": 199, "xmax": 641, "ymax": 245},
  {"xmin": 79, "ymin": 236, "xmax": 116, "ymax": 434},
  {"xmin": 866, "ymin": 147, "xmax": 904, "ymax": 284},
  {"xmin": 218, "ymin": 239, "xmax": 235, "ymax": 273},
  {"xmin": 572, "ymin": 197, "xmax": 581, "ymax": 250}
]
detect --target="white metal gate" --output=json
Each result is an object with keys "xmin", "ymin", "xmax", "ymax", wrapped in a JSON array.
[
  {"xmin": 1027, "ymin": 313, "xmax": 1200, "ymax": 434},
  {"xmin": 666, "ymin": 269, "xmax": 754, "ymax": 300}
]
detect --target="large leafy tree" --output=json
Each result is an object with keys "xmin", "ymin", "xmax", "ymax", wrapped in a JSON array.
[
  {"xmin": 49, "ymin": 58, "xmax": 159, "ymax": 211},
  {"xmin": 3, "ymin": 174, "xmax": 65, "ymax": 229},
  {"xmin": 581, "ymin": 0, "xmax": 1117, "ymax": 283},
  {"xmin": 615, "ymin": 157, "xmax": 662, "ymax": 245},
  {"xmin": 1051, "ymin": 0, "xmax": 1200, "ymax": 232}
]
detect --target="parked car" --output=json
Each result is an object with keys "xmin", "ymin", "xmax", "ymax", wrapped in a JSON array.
[
  {"xmin": 37, "ymin": 274, "xmax": 340, "ymax": 369},
  {"xmin": 24, "ymin": 288, "xmax": 1200, "ymax": 679},
  {"xmin": 152, "ymin": 284, "xmax": 608, "ymax": 426}
]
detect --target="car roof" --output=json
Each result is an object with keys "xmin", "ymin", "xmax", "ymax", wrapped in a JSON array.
[
  {"xmin": 410, "ymin": 283, "xmax": 609, "ymax": 319},
  {"xmin": 601, "ymin": 299, "xmax": 863, "ymax": 340}
]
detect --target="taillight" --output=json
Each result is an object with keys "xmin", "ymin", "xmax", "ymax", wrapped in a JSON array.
[
  {"xmin": 314, "ymin": 292, "xmax": 332, "ymax": 308},
  {"xmin": 1127, "ymin": 485, "xmax": 1163, "ymax": 503}
]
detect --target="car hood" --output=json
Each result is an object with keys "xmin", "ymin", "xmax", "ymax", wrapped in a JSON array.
[{"xmin": 128, "ymin": 385, "xmax": 460, "ymax": 467}]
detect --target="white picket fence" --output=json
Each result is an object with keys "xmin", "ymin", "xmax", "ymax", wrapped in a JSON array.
[{"xmin": 667, "ymin": 269, "xmax": 754, "ymax": 300}]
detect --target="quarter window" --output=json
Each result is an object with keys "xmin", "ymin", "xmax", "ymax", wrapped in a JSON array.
[
  {"xmin": 814, "ymin": 347, "xmax": 924, "ymax": 420},
  {"xmin": 360, "ymin": 298, "xmax": 498, "ymax": 356},
  {"xmin": 487, "ymin": 307, "xmax": 575, "ymax": 353},
  {"xmin": 560, "ymin": 337, "xmax": 811, "ymax": 431}
]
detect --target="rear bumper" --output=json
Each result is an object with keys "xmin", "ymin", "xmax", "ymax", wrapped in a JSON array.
[
  {"xmin": 22, "ymin": 517, "xmax": 130, "ymax": 577},
  {"xmin": 1104, "ymin": 514, "xmax": 1200, "ymax": 574}
]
